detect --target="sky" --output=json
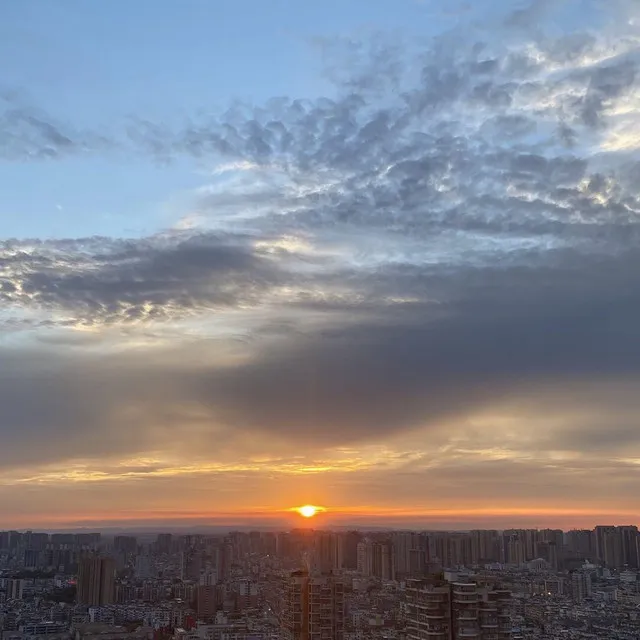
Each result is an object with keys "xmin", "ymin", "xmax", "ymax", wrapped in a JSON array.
[{"xmin": 1, "ymin": 0, "xmax": 640, "ymax": 531}]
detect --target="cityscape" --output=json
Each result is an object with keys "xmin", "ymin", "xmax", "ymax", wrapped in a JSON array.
[
  {"xmin": 1, "ymin": 524, "xmax": 640, "ymax": 640},
  {"xmin": 3, "ymin": 0, "xmax": 640, "ymax": 639}
]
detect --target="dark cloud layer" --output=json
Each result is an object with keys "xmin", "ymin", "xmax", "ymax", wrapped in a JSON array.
[
  {"xmin": 0, "ymin": 232, "xmax": 292, "ymax": 324},
  {"xmin": 2, "ymin": 0, "xmax": 640, "ymax": 514}
]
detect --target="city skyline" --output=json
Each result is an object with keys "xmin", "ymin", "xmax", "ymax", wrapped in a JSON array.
[
  {"xmin": 0, "ymin": 523, "xmax": 636, "ymax": 639},
  {"xmin": 1, "ymin": 524, "xmax": 638, "ymax": 570},
  {"xmin": 2, "ymin": 0, "xmax": 640, "ymax": 528}
]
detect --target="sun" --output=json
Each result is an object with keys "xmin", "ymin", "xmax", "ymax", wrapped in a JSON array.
[
  {"xmin": 296, "ymin": 505, "xmax": 323, "ymax": 518},
  {"xmin": 298, "ymin": 505, "xmax": 318, "ymax": 518}
]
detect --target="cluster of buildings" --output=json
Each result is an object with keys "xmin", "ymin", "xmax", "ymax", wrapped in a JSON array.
[{"xmin": 0, "ymin": 526, "xmax": 638, "ymax": 640}]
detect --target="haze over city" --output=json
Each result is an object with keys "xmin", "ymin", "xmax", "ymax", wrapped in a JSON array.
[{"xmin": 2, "ymin": 0, "xmax": 640, "ymax": 531}]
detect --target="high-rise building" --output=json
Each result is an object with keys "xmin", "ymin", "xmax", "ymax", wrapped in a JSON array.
[
  {"xmin": 75, "ymin": 533, "xmax": 101, "ymax": 549},
  {"xmin": 406, "ymin": 579, "xmax": 451, "ymax": 640},
  {"xmin": 6, "ymin": 579, "xmax": 25, "ymax": 601},
  {"xmin": 357, "ymin": 539, "xmax": 373, "ymax": 576},
  {"xmin": 544, "ymin": 577, "xmax": 564, "ymax": 596},
  {"xmin": 236, "ymin": 580, "xmax": 259, "ymax": 611},
  {"xmin": 394, "ymin": 532, "xmax": 415, "ymax": 577},
  {"xmin": 373, "ymin": 540, "xmax": 395, "ymax": 580},
  {"xmin": 135, "ymin": 554, "xmax": 154, "ymax": 579},
  {"xmin": 180, "ymin": 549, "xmax": 203, "ymax": 581},
  {"xmin": 31, "ymin": 532, "xmax": 50, "ymax": 551},
  {"xmin": 594, "ymin": 526, "xmax": 619, "ymax": 567},
  {"xmin": 406, "ymin": 578, "xmax": 512, "ymax": 640},
  {"xmin": 394, "ymin": 532, "xmax": 429, "ymax": 577},
  {"xmin": 114, "ymin": 535, "xmax": 137, "ymax": 554},
  {"xmin": 590, "ymin": 525, "xmax": 640, "ymax": 568},
  {"xmin": 156, "ymin": 533, "xmax": 173, "ymax": 555},
  {"xmin": 313, "ymin": 532, "xmax": 341, "ymax": 574},
  {"xmin": 77, "ymin": 556, "xmax": 115, "ymax": 606},
  {"xmin": 23, "ymin": 548, "xmax": 40, "ymax": 569},
  {"xmin": 470, "ymin": 530, "xmax": 501, "ymax": 565},
  {"xmin": 197, "ymin": 585, "xmax": 218, "ymax": 620},
  {"xmin": 619, "ymin": 526, "xmax": 639, "ymax": 568},
  {"xmin": 210, "ymin": 543, "xmax": 232, "ymax": 581},
  {"xmin": 408, "ymin": 547, "xmax": 427, "ymax": 576},
  {"xmin": 477, "ymin": 585, "xmax": 512, "ymax": 640},
  {"xmin": 51, "ymin": 533, "xmax": 75, "ymax": 547},
  {"xmin": 261, "ymin": 531, "xmax": 278, "ymax": 557},
  {"xmin": 277, "ymin": 532, "xmax": 292, "ymax": 559},
  {"xmin": 566, "ymin": 530, "xmax": 594, "ymax": 559},
  {"xmin": 539, "ymin": 529, "xmax": 564, "ymax": 549},
  {"xmin": 535, "ymin": 541, "xmax": 559, "ymax": 570},
  {"xmin": 341, "ymin": 531, "xmax": 361, "ymax": 570},
  {"xmin": 356, "ymin": 538, "xmax": 395, "ymax": 579},
  {"xmin": 506, "ymin": 535, "xmax": 525, "ymax": 566},
  {"xmin": 281, "ymin": 570, "xmax": 345, "ymax": 640},
  {"xmin": 8, "ymin": 531, "xmax": 21, "ymax": 550},
  {"xmin": 571, "ymin": 571, "xmax": 592, "ymax": 602}
]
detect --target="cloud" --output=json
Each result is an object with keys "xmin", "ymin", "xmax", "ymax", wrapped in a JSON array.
[
  {"xmin": 0, "ymin": 231, "xmax": 293, "ymax": 325},
  {"xmin": 0, "ymin": 91, "xmax": 113, "ymax": 161},
  {"xmin": 2, "ymin": 247, "xmax": 640, "ymax": 472},
  {"xmin": 3, "ymin": 1, "xmax": 640, "ymax": 522}
]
